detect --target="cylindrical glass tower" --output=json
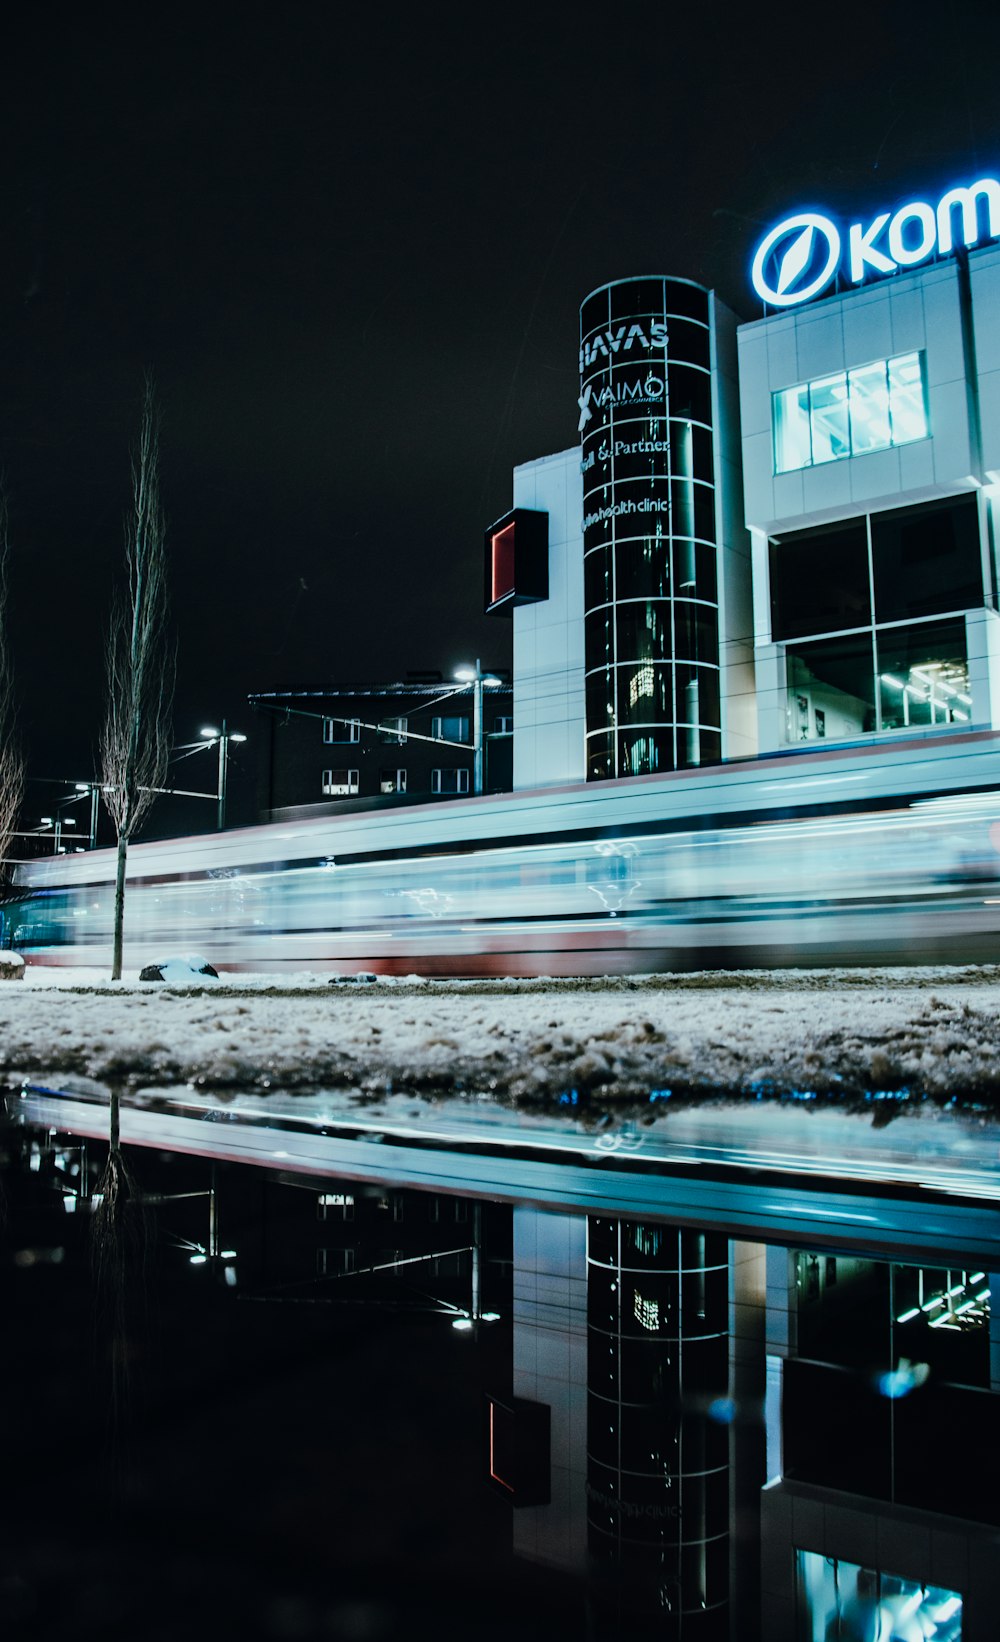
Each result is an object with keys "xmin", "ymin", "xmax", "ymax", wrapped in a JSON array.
[
  {"xmin": 586, "ymin": 1219, "xmax": 730, "ymax": 1638},
  {"xmin": 580, "ymin": 277, "xmax": 721, "ymax": 781}
]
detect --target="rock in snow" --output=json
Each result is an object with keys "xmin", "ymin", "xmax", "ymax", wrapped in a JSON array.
[{"xmin": 138, "ymin": 955, "xmax": 220, "ymax": 983}]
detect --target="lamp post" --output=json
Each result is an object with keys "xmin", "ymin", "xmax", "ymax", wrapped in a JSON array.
[
  {"xmin": 200, "ymin": 722, "xmax": 247, "ymax": 830},
  {"xmin": 453, "ymin": 660, "xmax": 502, "ymax": 795},
  {"xmin": 38, "ymin": 815, "xmax": 76, "ymax": 854},
  {"xmin": 74, "ymin": 782, "xmax": 102, "ymax": 849}
]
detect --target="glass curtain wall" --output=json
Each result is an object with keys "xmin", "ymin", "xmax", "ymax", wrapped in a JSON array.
[
  {"xmin": 580, "ymin": 278, "xmax": 721, "ymax": 780},
  {"xmin": 769, "ymin": 496, "xmax": 983, "ymax": 743}
]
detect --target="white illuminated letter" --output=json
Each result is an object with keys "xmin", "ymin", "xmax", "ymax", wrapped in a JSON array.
[
  {"xmin": 750, "ymin": 213, "xmax": 841, "ymax": 307},
  {"xmin": 936, "ymin": 177, "xmax": 1000, "ymax": 253},
  {"xmin": 848, "ymin": 213, "xmax": 895, "ymax": 282},
  {"xmin": 888, "ymin": 201, "xmax": 937, "ymax": 267}
]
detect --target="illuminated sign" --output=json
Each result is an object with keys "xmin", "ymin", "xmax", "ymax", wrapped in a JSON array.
[
  {"xmin": 483, "ymin": 508, "xmax": 548, "ymax": 617},
  {"xmin": 751, "ymin": 176, "xmax": 1000, "ymax": 307}
]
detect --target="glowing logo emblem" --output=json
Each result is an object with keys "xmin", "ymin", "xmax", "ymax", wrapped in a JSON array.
[
  {"xmin": 751, "ymin": 212, "xmax": 842, "ymax": 308},
  {"xmin": 577, "ymin": 383, "xmax": 593, "ymax": 432}
]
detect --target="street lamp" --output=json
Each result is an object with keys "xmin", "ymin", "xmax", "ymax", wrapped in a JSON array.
[
  {"xmin": 38, "ymin": 815, "xmax": 75, "ymax": 854},
  {"xmin": 454, "ymin": 660, "xmax": 502, "ymax": 795},
  {"xmin": 200, "ymin": 721, "xmax": 248, "ymax": 830},
  {"xmin": 74, "ymin": 782, "xmax": 102, "ymax": 849}
]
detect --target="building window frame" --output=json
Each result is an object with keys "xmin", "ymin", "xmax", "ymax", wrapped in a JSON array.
[
  {"xmin": 323, "ymin": 717, "xmax": 360, "ymax": 744},
  {"xmin": 431, "ymin": 714, "xmax": 470, "ymax": 744},
  {"xmin": 432, "ymin": 768, "xmax": 470, "ymax": 795},
  {"xmin": 772, "ymin": 350, "xmax": 928, "ymax": 476},
  {"xmin": 379, "ymin": 715, "xmax": 407, "ymax": 745},
  {"xmin": 322, "ymin": 768, "xmax": 360, "ymax": 796}
]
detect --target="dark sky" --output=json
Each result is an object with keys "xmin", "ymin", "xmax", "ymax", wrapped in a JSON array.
[{"xmin": 3, "ymin": 3, "xmax": 1000, "ymax": 831}]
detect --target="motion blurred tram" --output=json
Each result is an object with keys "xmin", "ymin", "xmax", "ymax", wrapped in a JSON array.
[{"xmin": 8, "ymin": 730, "xmax": 1000, "ymax": 975}]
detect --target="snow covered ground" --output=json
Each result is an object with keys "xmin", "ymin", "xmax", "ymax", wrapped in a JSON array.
[{"xmin": 3, "ymin": 964, "xmax": 1000, "ymax": 1111}]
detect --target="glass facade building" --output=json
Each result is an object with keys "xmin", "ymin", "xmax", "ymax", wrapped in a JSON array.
[
  {"xmin": 580, "ymin": 278, "xmax": 723, "ymax": 781},
  {"xmin": 586, "ymin": 1218, "xmax": 730, "ymax": 1637}
]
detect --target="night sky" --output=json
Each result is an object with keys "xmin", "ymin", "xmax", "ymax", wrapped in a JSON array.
[{"xmin": 4, "ymin": 4, "xmax": 1000, "ymax": 832}]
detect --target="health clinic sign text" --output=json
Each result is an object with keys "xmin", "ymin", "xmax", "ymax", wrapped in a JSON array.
[{"xmin": 750, "ymin": 177, "xmax": 1000, "ymax": 308}]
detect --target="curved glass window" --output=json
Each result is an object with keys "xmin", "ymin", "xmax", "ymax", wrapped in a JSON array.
[
  {"xmin": 616, "ymin": 664, "xmax": 673, "ymax": 726},
  {"xmin": 666, "ymin": 362, "xmax": 713, "ymax": 425},
  {"xmin": 584, "ymin": 544, "xmax": 614, "ymax": 609},
  {"xmin": 614, "ymin": 536, "xmax": 671, "ymax": 601},
  {"xmin": 615, "ymin": 601, "xmax": 672, "ymax": 664},
  {"xmin": 661, "ymin": 316, "xmax": 711, "ymax": 369},
  {"xmin": 670, "ymin": 477, "xmax": 716, "ymax": 542},
  {"xmin": 673, "ymin": 601, "xmax": 718, "ymax": 665},
  {"xmin": 585, "ymin": 609, "xmax": 616, "ymax": 672},
  {"xmin": 585, "ymin": 669, "xmax": 616, "ymax": 729}
]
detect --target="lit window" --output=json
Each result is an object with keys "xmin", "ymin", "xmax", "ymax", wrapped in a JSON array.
[
  {"xmin": 379, "ymin": 716, "xmax": 407, "ymax": 744},
  {"xmin": 379, "ymin": 769, "xmax": 407, "ymax": 794},
  {"xmin": 322, "ymin": 769, "xmax": 359, "ymax": 796},
  {"xmin": 633, "ymin": 1292, "xmax": 660, "ymax": 1332},
  {"xmin": 773, "ymin": 352, "xmax": 927, "ymax": 473},
  {"xmin": 432, "ymin": 715, "xmax": 470, "ymax": 743},
  {"xmin": 629, "ymin": 664, "xmax": 655, "ymax": 707},
  {"xmin": 323, "ymin": 717, "xmax": 360, "ymax": 744},
  {"xmin": 432, "ymin": 768, "xmax": 470, "ymax": 795}
]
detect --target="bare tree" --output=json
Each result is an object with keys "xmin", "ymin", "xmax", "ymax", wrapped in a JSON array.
[
  {"xmin": 100, "ymin": 377, "xmax": 175, "ymax": 980},
  {"xmin": 0, "ymin": 483, "xmax": 25, "ymax": 882}
]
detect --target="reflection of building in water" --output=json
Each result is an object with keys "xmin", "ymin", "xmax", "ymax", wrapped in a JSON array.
[
  {"xmin": 763, "ymin": 1245, "xmax": 1000, "ymax": 1641},
  {"xmin": 586, "ymin": 1219, "xmax": 731, "ymax": 1637},
  {"xmin": 499, "ymin": 1209, "xmax": 1000, "ymax": 1641},
  {"xmin": 501, "ymin": 1207, "xmax": 763, "ymax": 1639}
]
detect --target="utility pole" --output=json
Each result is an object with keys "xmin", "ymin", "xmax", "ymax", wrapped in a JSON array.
[
  {"xmin": 454, "ymin": 660, "xmax": 502, "ymax": 795},
  {"xmin": 200, "ymin": 722, "xmax": 247, "ymax": 830}
]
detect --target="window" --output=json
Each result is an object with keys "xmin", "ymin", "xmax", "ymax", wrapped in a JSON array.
[
  {"xmin": 317, "ymin": 1193, "xmax": 354, "ymax": 1221},
  {"xmin": 322, "ymin": 769, "xmax": 359, "ymax": 796},
  {"xmin": 795, "ymin": 1551, "xmax": 961, "ymax": 1642},
  {"xmin": 432, "ymin": 768, "xmax": 470, "ymax": 795},
  {"xmin": 323, "ymin": 717, "xmax": 360, "ymax": 743},
  {"xmin": 785, "ymin": 619, "xmax": 969, "ymax": 743},
  {"xmin": 317, "ymin": 1248, "xmax": 355, "ymax": 1275},
  {"xmin": 493, "ymin": 715, "xmax": 513, "ymax": 735},
  {"xmin": 431, "ymin": 715, "xmax": 470, "ymax": 743},
  {"xmin": 379, "ymin": 768, "xmax": 407, "ymax": 794},
  {"xmin": 773, "ymin": 351, "xmax": 927, "ymax": 474},
  {"xmin": 770, "ymin": 519, "xmax": 871, "ymax": 641},
  {"xmin": 770, "ymin": 499, "xmax": 985, "ymax": 643},
  {"xmin": 871, "ymin": 495, "xmax": 983, "ymax": 623},
  {"xmin": 379, "ymin": 716, "xmax": 407, "ymax": 744}
]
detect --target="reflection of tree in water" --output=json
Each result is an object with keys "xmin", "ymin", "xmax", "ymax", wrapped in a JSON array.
[{"xmin": 90, "ymin": 1089, "xmax": 149, "ymax": 1453}]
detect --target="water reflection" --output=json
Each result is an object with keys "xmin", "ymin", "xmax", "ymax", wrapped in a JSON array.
[{"xmin": 2, "ymin": 1117, "xmax": 999, "ymax": 1640}]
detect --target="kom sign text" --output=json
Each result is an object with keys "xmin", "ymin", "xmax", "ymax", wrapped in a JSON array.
[{"xmin": 751, "ymin": 177, "xmax": 1000, "ymax": 309}]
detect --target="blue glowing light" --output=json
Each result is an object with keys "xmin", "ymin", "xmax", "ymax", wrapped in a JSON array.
[{"xmin": 751, "ymin": 176, "xmax": 1000, "ymax": 308}]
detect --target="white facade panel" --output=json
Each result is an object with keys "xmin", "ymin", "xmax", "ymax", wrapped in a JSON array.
[
  {"xmin": 841, "ymin": 286, "xmax": 893, "ymax": 366},
  {"xmin": 970, "ymin": 247, "xmax": 1000, "ymax": 373},
  {"xmin": 794, "ymin": 310, "xmax": 845, "ymax": 381},
  {"xmin": 739, "ymin": 259, "xmax": 983, "ymax": 537},
  {"xmin": 928, "ymin": 376, "xmax": 975, "ymax": 485},
  {"xmin": 511, "ymin": 447, "xmax": 585, "ymax": 790},
  {"xmin": 922, "ymin": 268, "xmax": 967, "ymax": 386}
]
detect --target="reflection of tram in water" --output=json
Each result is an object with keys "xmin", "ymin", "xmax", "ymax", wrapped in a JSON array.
[{"xmin": 9, "ymin": 729, "xmax": 1000, "ymax": 976}]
